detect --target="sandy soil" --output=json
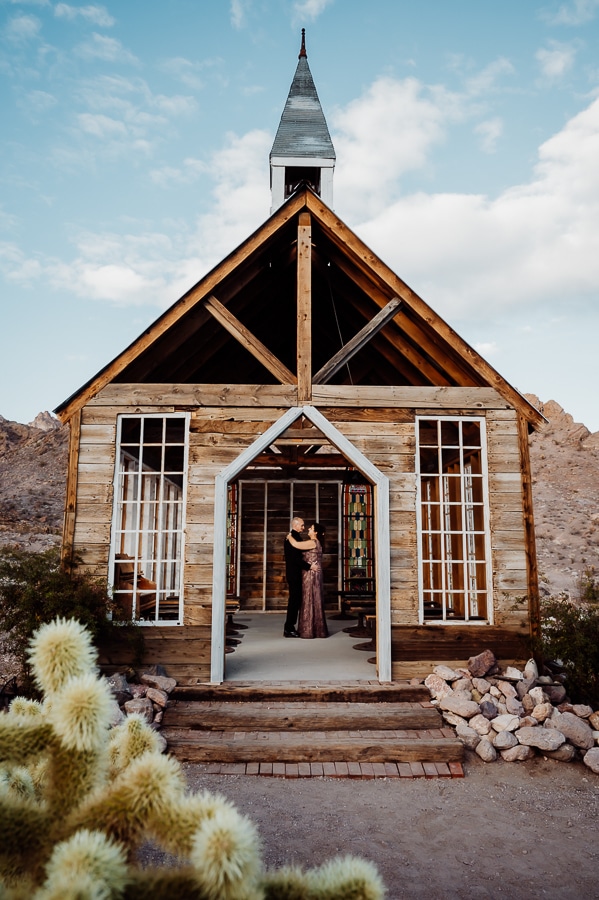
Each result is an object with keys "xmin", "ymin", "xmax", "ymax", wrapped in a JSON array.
[{"xmin": 163, "ymin": 755, "xmax": 599, "ymax": 899}]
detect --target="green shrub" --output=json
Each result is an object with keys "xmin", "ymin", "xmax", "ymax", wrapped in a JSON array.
[
  {"xmin": 537, "ymin": 591, "xmax": 599, "ymax": 706},
  {"xmin": 0, "ymin": 547, "xmax": 142, "ymax": 691}
]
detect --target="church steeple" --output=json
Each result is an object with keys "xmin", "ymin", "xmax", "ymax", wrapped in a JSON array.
[{"xmin": 270, "ymin": 30, "xmax": 336, "ymax": 212}]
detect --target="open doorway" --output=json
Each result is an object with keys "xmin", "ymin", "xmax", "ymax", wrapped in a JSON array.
[{"xmin": 210, "ymin": 406, "xmax": 391, "ymax": 683}]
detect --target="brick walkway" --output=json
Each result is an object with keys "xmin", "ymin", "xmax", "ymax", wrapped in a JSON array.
[{"xmin": 187, "ymin": 760, "xmax": 465, "ymax": 779}]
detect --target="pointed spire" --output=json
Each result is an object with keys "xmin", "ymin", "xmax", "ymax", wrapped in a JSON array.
[
  {"xmin": 299, "ymin": 27, "xmax": 307, "ymax": 58},
  {"xmin": 270, "ymin": 32, "xmax": 335, "ymax": 162},
  {"xmin": 270, "ymin": 32, "xmax": 336, "ymax": 211}
]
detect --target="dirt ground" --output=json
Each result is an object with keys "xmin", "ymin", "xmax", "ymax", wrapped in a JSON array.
[{"xmin": 158, "ymin": 754, "xmax": 599, "ymax": 899}]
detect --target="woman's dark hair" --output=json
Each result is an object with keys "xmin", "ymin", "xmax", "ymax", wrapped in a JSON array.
[{"xmin": 312, "ymin": 522, "xmax": 326, "ymax": 552}]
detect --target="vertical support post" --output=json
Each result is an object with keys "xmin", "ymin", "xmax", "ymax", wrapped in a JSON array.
[
  {"xmin": 61, "ymin": 409, "xmax": 82, "ymax": 574},
  {"xmin": 297, "ymin": 211, "xmax": 312, "ymax": 403},
  {"xmin": 517, "ymin": 414, "xmax": 540, "ymax": 639}
]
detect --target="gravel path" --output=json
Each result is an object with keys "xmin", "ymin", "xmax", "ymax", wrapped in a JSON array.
[{"xmin": 170, "ymin": 755, "xmax": 599, "ymax": 899}]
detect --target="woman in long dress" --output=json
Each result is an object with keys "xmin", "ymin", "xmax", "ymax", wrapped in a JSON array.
[{"xmin": 286, "ymin": 523, "xmax": 329, "ymax": 639}]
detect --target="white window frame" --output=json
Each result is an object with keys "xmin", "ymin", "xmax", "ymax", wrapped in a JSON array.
[
  {"xmin": 415, "ymin": 415, "xmax": 493, "ymax": 625},
  {"xmin": 109, "ymin": 412, "xmax": 190, "ymax": 626}
]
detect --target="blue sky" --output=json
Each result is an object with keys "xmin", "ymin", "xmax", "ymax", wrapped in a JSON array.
[{"xmin": 1, "ymin": 0, "xmax": 599, "ymax": 430}]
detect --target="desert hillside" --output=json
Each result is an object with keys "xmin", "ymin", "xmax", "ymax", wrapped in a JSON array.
[{"xmin": 0, "ymin": 402, "xmax": 597, "ymax": 597}]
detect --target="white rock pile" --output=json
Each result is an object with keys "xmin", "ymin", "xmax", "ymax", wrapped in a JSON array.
[
  {"xmin": 103, "ymin": 667, "xmax": 177, "ymax": 753},
  {"xmin": 423, "ymin": 650, "xmax": 599, "ymax": 775}
]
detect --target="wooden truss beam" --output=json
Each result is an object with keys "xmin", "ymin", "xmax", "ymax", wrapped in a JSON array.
[
  {"xmin": 313, "ymin": 296, "xmax": 402, "ymax": 384},
  {"xmin": 297, "ymin": 212, "xmax": 312, "ymax": 402},
  {"xmin": 204, "ymin": 295, "xmax": 297, "ymax": 385}
]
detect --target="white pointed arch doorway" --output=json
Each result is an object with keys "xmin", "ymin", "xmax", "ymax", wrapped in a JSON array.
[{"xmin": 210, "ymin": 405, "xmax": 391, "ymax": 683}]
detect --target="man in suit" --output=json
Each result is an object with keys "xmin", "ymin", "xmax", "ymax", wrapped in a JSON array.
[{"xmin": 283, "ymin": 516, "xmax": 309, "ymax": 637}]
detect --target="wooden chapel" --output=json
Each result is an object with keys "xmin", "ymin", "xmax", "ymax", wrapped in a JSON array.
[{"xmin": 56, "ymin": 32, "xmax": 544, "ymax": 684}]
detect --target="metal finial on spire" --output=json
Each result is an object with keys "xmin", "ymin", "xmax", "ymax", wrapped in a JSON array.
[{"xmin": 299, "ymin": 28, "xmax": 307, "ymax": 58}]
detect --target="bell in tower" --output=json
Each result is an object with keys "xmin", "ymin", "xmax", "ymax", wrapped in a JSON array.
[{"xmin": 270, "ymin": 30, "xmax": 336, "ymax": 213}]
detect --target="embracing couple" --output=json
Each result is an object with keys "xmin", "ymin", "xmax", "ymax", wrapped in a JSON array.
[{"xmin": 283, "ymin": 517, "xmax": 329, "ymax": 640}]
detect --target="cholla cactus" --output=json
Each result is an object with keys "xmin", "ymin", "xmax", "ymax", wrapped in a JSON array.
[{"xmin": 0, "ymin": 618, "xmax": 385, "ymax": 899}]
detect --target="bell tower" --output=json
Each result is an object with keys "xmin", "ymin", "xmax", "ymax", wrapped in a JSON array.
[{"xmin": 270, "ymin": 30, "xmax": 336, "ymax": 213}]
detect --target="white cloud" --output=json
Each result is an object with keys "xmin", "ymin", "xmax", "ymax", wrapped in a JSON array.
[
  {"xmin": 355, "ymin": 95, "xmax": 599, "ymax": 320},
  {"xmin": 77, "ymin": 112, "xmax": 128, "ymax": 138},
  {"xmin": 74, "ymin": 32, "xmax": 138, "ymax": 64},
  {"xmin": 464, "ymin": 57, "xmax": 515, "ymax": 96},
  {"xmin": 475, "ymin": 117, "xmax": 503, "ymax": 154},
  {"xmin": 17, "ymin": 88, "xmax": 57, "ymax": 115},
  {"xmin": 4, "ymin": 13, "xmax": 41, "ymax": 42},
  {"xmin": 150, "ymin": 158, "xmax": 208, "ymax": 188},
  {"xmin": 536, "ymin": 40, "xmax": 577, "ymax": 81},
  {"xmin": 55, "ymin": 4, "xmax": 115, "ymax": 26},
  {"xmin": 230, "ymin": 0, "xmax": 249, "ymax": 29},
  {"xmin": 293, "ymin": 0, "xmax": 334, "ymax": 22},
  {"xmin": 332, "ymin": 76, "xmax": 463, "ymax": 220},
  {"xmin": 541, "ymin": 0, "xmax": 599, "ymax": 25},
  {"xmin": 474, "ymin": 341, "xmax": 499, "ymax": 356}
]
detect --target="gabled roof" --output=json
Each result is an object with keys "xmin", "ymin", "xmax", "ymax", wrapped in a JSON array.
[
  {"xmin": 270, "ymin": 33, "xmax": 335, "ymax": 161},
  {"xmin": 55, "ymin": 187, "xmax": 544, "ymax": 430}
]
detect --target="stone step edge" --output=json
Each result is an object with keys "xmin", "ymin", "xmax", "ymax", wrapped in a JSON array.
[{"xmin": 187, "ymin": 761, "xmax": 465, "ymax": 779}]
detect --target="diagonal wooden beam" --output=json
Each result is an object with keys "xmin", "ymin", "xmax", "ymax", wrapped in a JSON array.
[
  {"xmin": 204, "ymin": 295, "xmax": 297, "ymax": 385},
  {"xmin": 313, "ymin": 296, "xmax": 402, "ymax": 384}
]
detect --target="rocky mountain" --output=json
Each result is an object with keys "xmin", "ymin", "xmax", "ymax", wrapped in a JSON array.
[{"xmin": 0, "ymin": 402, "xmax": 597, "ymax": 597}]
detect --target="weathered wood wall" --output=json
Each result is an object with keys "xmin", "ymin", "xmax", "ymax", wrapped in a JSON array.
[{"xmin": 70, "ymin": 384, "xmax": 535, "ymax": 682}]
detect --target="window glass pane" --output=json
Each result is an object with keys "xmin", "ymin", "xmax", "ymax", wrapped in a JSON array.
[
  {"xmin": 112, "ymin": 415, "xmax": 186, "ymax": 624},
  {"xmin": 419, "ymin": 420, "xmax": 438, "ymax": 446},
  {"xmin": 441, "ymin": 420, "xmax": 460, "ymax": 446},
  {"xmin": 121, "ymin": 418, "xmax": 141, "ymax": 444},
  {"xmin": 462, "ymin": 421, "xmax": 481, "ymax": 448},
  {"xmin": 418, "ymin": 417, "xmax": 489, "ymax": 624},
  {"xmin": 164, "ymin": 445, "xmax": 185, "ymax": 472},
  {"xmin": 143, "ymin": 418, "xmax": 164, "ymax": 444},
  {"xmin": 420, "ymin": 447, "xmax": 439, "ymax": 474}
]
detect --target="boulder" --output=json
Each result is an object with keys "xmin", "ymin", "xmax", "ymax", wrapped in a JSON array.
[
  {"xmin": 146, "ymin": 687, "xmax": 169, "ymax": 708},
  {"xmin": 588, "ymin": 711, "xmax": 599, "ymax": 730},
  {"xmin": 439, "ymin": 695, "xmax": 480, "ymax": 719},
  {"xmin": 501, "ymin": 744, "xmax": 535, "ymax": 762},
  {"xmin": 456, "ymin": 722, "xmax": 481, "ymax": 750},
  {"xmin": 544, "ymin": 684, "xmax": 567, "ymax": 705},
  {"xmin": 475, "ymin": 738, "xmax": 497, "ymax": 762},
  {"xmin": 469, "ymin": 714, "xmax": 492, "ymax": 735},
  {"xmin": 129, "ymin": 683, "xmax": 148, "ymax": 699},
  {"xmin": 524, "ymin": 659, "xmax": 539, "ymax": 681},
  {"xmin": 107, "ymin": 699, "xmax": 126, "ymax": 728},
  {"xmin": 531, "ymin": 702, "xmax": 553, "ymax": 723},
  {"xmin": 529, "ymin": 686, "xmax": 549, "ymax": 705},
  {"xmin": 479, "ymin": 700, "xmax": 499, "ymax": 720},
  {"xmin": 124, "ymin": 697, "xmax": 155, "ymax": 724},
  {"xmin": 583, "ymin": 747, "xmax": 599, "ymax": 774},
  {"xmin": 490, "ymin": 714, "xmax": 521, "ymax": 733},
  {"xmin": 497, "ymin": 681, "xmax": 518, "ymax": 699},
  {"xmin": 453, "ymin": 678, "xmax": 474, "ymax": 694},
  {"xmin": 504, "ymin": 666, "xmax": 524, "ymax": 681},
  {"xmin": 473, "ymin": 677, "xmax": 492, "ymax": 694},
  {"xmin": 519, "ymin": 716, "xmax": 539, "ymax": 728},
  {"xmin": 432, "ymin": 665, "xmax": 461, "ymax": 682},
  {"xmin": 424, "ymin": 673, "xmax": 454, "ymax": 700},
  {"xmin": 468, "ymin": 649, "xmax": 497, "ymax": 678},
  {"xmin": 442, "ymin": 711, "xmax": 467, "ymax": 728},
  {"xmin": 516, "ymin": 678, "xmax": 536, "ymax": 700},
  {"xmin": 572, "ymin": 704, "xmax": 593, "ymax": 719},
  {"xmin": 140, "ymin": 673, "xmax": 177, "ymax": 694},
  {"xmin": 552, "ymin": 711, "xmax": 594, "ymax": 750},
  {"xmin": 516, "ymin": 727, "xmax": 566, "ymax": 751},
  {"xmin": 492, "ymin": 730, "xmax": 518, "ymax": 750},
  {"xmin": 506, "ymin": 697, "xmax": 524, "ymax": 717},
  {"xmin": 545, "ymin": 743, "xmax": 577, "ymax": 762}
]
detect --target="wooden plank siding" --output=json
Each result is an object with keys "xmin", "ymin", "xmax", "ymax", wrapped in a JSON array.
[{"xmin": 69, "ymin": 391, "xmax": 534, "ymax": 680}]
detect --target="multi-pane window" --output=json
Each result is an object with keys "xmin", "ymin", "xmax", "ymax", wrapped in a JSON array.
[
  {"xmin": 111, "ymin": 415, "xmax": 188, "ymax": 624},
  {"xmin": 416, "ymin": 417, "xmax": 491, "ymax": 623}
]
